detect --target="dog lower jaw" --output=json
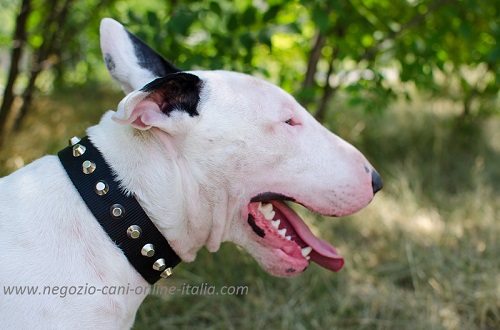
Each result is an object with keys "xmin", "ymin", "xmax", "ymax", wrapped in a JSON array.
[{"xmin": 246, "ymin": 200, "xmax": 344, "ymax": 274}]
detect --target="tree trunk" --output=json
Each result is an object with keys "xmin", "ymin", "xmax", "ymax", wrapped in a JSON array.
[
  {"xmin": 300, "ymin": 31, "xmax": 326, "ymax": 108},
  {"xmin": 0, "ymin": 0, "xmax": 32, "ymax": 146},
  {"xmin": 315, "ymin": 47, "xmax": 339, "ymax": 123},
  {"xmin": 14, "ymin": 0, "xmax": 74, "ymax": 130},
  {"xmin": 312, "ymin": 1, "xmax": 451, "ymax": 123}
]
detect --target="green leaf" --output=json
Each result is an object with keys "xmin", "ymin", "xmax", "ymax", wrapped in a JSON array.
[
  {"xmin": 209, "ymin": 2, "xmax": 222, "ymax": 16},
  {"xmin": 240, "ymin": 32, "xmax": 254, "ymax": 50},
  {"xmin": 258, "ymin": 28, "xmax": 273, "ymax": 48},
  {"xmin": 128, "ymin": 10, "xmax": 142, "ymax": 24},
  {"xmin": 227, "ymin": 13, "xmax": 239, "ymax": 31},
  {"xmin": 459, "ymin": 24, "xmax": 472, "ymax": 40},
  {"xmin": 242, "ymin": 6, "xmax": 257, "ymax": 26},
  {"xmin": 312, "ymin": 6, "xmax": 331, "ymax": 33},
  {"xmin": 361, "ymin": 34, "xmax": 374, "ymax": 47},
  {"xmin": 168, "ymin": 10, "xmax": 196, "ymax": 36},
  {"xmin": 296, "ymin": 87, "xmax": 317, "ymax": 104},
  {"xmin": 263, "ymin": 4, "xmax": 281, "ymax": 22},
  {"xmin": 486, "ymin": 45, "xmax": 500, "ymax": 63},
  {"xmin": 146, "ymin": 11, "xmax": 159, "ymax": 27}
]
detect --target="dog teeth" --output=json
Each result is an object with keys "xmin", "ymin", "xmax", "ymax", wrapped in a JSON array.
[
  {"xmin": 258, "ymin": 202, "xmax": 275, "ymax": 220},
  {"xmin": 258, "ymin": 202, "xmax": 271, "ymax": 212},
  {"xmin": 301, "ymin": 246, "xmax": 312, "ymax": 258},
  {"xmin": 306, "ymin": 256, "xmax": 311, "ymax": 261},
  {"xmin": 264, "ymin": 211, "xmax": 275, "ymax": 220},
  {"xmin": 278, "ymin": 228, "xmax": 287, "ymax": 237},
  {"xmin": 285, "ymin": 235, "xmax": 291, "ymax": 241},
  {"xmin": 271, "ymin": 219, "xmax": 280, "ymax": 229}
]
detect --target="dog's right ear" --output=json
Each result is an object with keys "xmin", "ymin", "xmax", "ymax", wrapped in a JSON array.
[{"xmin": 100, "ymin": 18, "xmax": 180, "ymax": 94}]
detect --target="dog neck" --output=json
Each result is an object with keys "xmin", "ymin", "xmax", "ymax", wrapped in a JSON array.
[{"xmin": 86, "ymin": 111, "xmax": 230, "ymax": 265}]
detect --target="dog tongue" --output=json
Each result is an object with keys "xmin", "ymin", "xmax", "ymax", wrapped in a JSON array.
[{"xmin": 274, "ymin": 202, "xmax": 344, "ymax": 272}]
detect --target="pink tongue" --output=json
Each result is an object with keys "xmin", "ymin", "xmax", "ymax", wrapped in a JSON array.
[{"xmin": 273, "ymin": 202, "xmax": 344, "ymax": 272}]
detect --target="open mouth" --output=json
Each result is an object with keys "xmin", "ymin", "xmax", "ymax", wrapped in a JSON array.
[{"xmin": 247, "ymin": 194, "xmax": 344, "ymax": 272}]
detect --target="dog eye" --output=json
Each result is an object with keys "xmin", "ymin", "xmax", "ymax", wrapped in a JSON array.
[{"xmin": 285, "ymin": 118, "xmax": 299, "ymax": 126}]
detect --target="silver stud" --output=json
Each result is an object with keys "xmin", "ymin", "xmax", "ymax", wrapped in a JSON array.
[
  {"xmin": 141, "ymin": 243, "xmax": 155, "ymax": 257},
  {"xmin": 82, "ymin": 160, "xmax": 96, "ymax": 174},
  {"xmin": 72, "ymin": 144, "xmax": 86, "ymax": 157},
  {"xmin": 152, "ymin": 258, "xmax": 166, "ymax": 271},
  {"xmin": 160, "ymin": 267, "xmax": 173, "ymax": 279},
  {"xmin": 110, "ymin": 204, "xmax": 125, "ymax": 218},
  {"xmin": 95, "ymin": 181, "xmax": 109, "ymax": 195},
  {"xmin": 127, "ymin": 225, "xmax": 141, "ymax": 239},
  {"xmin": 68, "ymin": 136, "xmax": 81, "ymax": 146}
]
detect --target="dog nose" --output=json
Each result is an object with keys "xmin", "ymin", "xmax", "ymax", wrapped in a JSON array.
[{"xmin": 371, "ymin": 170, "xmax": 383, "ymax": 194}]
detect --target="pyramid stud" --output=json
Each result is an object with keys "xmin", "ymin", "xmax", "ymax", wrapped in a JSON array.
[
  {"xmin": 127, "ymin": 225, "xmax": 141, "ymax": 239},
  {"xmin": 141, "ymin": 243, "xmax": 155, "ymax": 257},
  {"xmin": 95, "ymin": 181, "xmax": 108, "ymax": 195},
  {"xmin": 69, "ymin": 136, "xmax": 81, "ymax": 146},
  {"xmin": 82, "ymin": 160, "xmax": 96, "ymax": 174},
  {"xmin": 153, "ymin": 258, "xmax": 166, "ymax": 271},
  {"xmin": 110, "ymin": 204, "xmax": 124, "ymax": 218},
  {"xmin": 72, "ymin": 144, "xmax": 86, "ymax": 157},
  {"xmin": 160, "ymin": 267, "xmax": 173, "ymax": 278}
]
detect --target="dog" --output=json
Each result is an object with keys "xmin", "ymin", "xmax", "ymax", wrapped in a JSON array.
[{"xmin": 0, "ymin": 18, "xmax": 381, "ymax": 328}]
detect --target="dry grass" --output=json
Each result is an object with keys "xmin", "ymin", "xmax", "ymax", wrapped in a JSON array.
[
  {"xmin": 0, "ymin": 88, "xmax": 498, "ymax": 329},
  {"xmin": 0, "ymin": 86, "xmax": 119, "ymax": 175}
]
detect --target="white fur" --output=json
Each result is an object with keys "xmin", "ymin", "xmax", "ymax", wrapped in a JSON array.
[
  {"xmin": 0, "ymin": 19, "xmax": 378, "ymax": 328},
  {"xmin": 100, "ymin": 18, "xmax": 158, "ymax": 93}
]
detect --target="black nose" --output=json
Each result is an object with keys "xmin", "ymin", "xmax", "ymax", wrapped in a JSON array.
[{"xmin": 371, "ymin": 170, "xmax": 383, "ymax": 194}]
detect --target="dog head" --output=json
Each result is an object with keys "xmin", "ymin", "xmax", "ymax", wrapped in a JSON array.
[{"xmin": 99, "ymin": 18, "xmax": 381, "ymax": 277}]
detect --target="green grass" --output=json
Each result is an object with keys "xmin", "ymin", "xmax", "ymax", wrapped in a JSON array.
[{"xmin": 1, "ymin": 88, "xmax": 498, "ymax": 329}]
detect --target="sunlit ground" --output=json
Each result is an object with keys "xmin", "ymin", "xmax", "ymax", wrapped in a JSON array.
[{"xmin": 0, "ymin": 87, "xmax": 498, "ymax": 329}]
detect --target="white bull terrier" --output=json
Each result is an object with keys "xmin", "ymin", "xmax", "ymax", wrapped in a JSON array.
[{"xmin": 0, "ymin": 18, "xmax": 382, "ymax": 328}]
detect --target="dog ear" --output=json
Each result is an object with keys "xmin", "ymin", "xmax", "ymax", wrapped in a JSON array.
[
  {"xmin": 112, "ymin": 72, "xmax": 202, "ymax": 132},
  {"xmin": 100, "ymin": 18, "xmax": 180, "ymax": 94}
]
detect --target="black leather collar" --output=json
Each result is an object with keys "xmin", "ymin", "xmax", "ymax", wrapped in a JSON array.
[{"xmin": 58, "ymin": 136, "xmax": 181, "ymax": 284}]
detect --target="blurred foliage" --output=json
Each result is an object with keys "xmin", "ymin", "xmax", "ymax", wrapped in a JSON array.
[{"xmin": 0, "ymin": 0, "xmax": 499, "ymax": 125}]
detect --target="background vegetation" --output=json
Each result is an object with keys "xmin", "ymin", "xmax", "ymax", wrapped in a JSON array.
[{"xmin": 0, "ymin": 0, "xmax": 498, "ymax": 329}]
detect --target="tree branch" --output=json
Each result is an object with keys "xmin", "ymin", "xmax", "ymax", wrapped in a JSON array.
[
  {"xmin": 303, "ymin": 31, "xmax": 326, "ymax": 90},
  {"xmin": 314, "ymin": 0, "xmax": 454, "ymax": 123},
  {"xmin": 359, "ymin": 0, "xmax": 454, "ymax": 62},
  {"xmin": 14, "ymin": 0, "xmax": 75, "ymax": 130},
  {"xmin": 0, "ymin": 0, "xmax": 32, "ymax": 146},
  {"xmin": 315, "ymin": 47, "xmax": 339, "ymax": 123}
]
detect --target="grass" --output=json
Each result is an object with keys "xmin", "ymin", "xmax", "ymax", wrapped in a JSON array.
[{"xmin": 1, "ymin": 87, "xmax": 498, "ymax": 329}]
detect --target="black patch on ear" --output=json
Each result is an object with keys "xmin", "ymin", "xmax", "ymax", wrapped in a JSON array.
[
  {"xmin": 141, "ymin": 73, "xmax": 202, "ymax": 117},
  {"xmin": 248, "ymin": 214, "xmax": 265, "ymax": 238},
  {"xmin": 126, "ymin": 30, "xmax": 180, "ymax": 77},
  {"xmin": 104, "ymin": 53, "xmax": 116, "ymax": 72}
]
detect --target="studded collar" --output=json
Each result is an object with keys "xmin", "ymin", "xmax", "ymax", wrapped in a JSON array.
[{"xmin": 58, "ymin": 136, "xmax": 181, "ymax": 284}]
